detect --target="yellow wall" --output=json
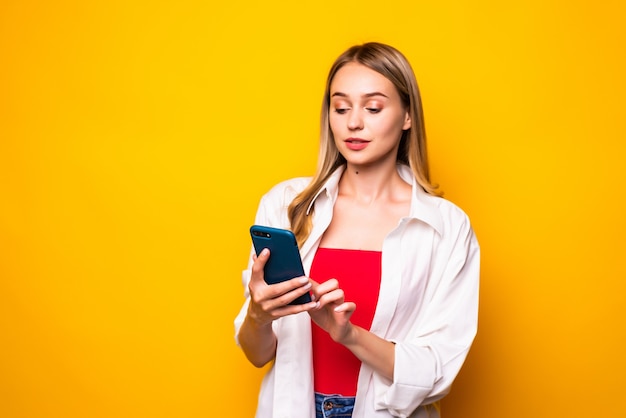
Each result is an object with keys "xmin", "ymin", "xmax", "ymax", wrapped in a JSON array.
[{"xmin": 1, "ymin": 1, "xmax": 624, "ymax": 417}]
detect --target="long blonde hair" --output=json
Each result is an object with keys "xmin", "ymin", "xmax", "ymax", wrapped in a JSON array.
[{"xmin": 288, "ymin": 42, "xmax": 441, "ymax": 247}]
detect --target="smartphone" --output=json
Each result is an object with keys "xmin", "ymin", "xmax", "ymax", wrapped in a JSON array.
[{"xmin": 249, "ymin": 225, "xmax": 312, "ymax": 305}]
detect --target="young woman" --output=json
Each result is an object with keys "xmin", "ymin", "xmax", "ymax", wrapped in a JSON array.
[{"xmin": 235, "ymin": 42, "xmax": 480, "ymax": 418}]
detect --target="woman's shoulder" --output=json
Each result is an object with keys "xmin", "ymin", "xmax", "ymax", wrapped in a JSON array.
[
  {"xmin": 254, "ymin": 177, "xmax": 313, "ymax": 227},
  {"xmin": 414, "ymin": 189, "xmax": 474, "ymax": 234},
  {"xmin": 400, "ymin": 165, "xmax": 471, "ymax": 226},
  {"xmin": 257, "ymin": 176, "xmax": 313, "ymax": 210},
  {"xmin": 431, "ymin": 193, "xmax": 470, "ymax": 218}
]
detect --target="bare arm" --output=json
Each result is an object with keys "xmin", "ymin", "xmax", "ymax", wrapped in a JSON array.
[
  {"xmin": 339, "ymin": 322, "xmax": 395, "ymax": 380},
  {"xmin": 237, "ymin": 309, "xmax": 278, "ymax": 368}
]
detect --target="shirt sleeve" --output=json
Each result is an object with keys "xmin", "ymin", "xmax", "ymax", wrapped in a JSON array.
[
  {"xmin": 374, "ymin": 213, "xmax": 480, "ymax": 417},
  {"xmin": 233, "ymin": 179, "xmax": 305, "ymax": 345},
  {"xmin": 233, "ymin": 195, "xmax": 269, "ymax": 346}
]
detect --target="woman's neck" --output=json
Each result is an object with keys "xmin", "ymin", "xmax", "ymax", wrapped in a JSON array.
[{"xmin": 339, "ymin": 162, "xmax": 410, "ymax": 205}]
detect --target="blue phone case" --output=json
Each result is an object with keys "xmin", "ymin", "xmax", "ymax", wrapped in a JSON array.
[{"xmin": 250, "ymin": 225, "xmax": 312, "ymax": 305}]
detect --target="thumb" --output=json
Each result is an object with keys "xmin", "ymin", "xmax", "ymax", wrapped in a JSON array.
[
  {"xmin": 334, "ymin": 302, "xmax": 357, "ymax": 316},
  {"xmin": 250, "ymin": 248, "xmax": 270, "ymax": 282}
]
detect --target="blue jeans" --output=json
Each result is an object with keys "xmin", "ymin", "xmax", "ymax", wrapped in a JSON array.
[{"xmin": 315, "ymin": 392, "xmax": 355, "ymax": 418}]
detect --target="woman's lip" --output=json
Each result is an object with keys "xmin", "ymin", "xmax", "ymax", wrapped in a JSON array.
[{"xmin": 344, "ymin": 138, "xmax": 370, "ymax": 150}]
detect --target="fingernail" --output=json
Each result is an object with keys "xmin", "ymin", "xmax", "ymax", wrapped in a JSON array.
[
  {"xmin": 298, "ymin": 277, "xmax": 309, "ymax": 284},
  {"xmin": 261, "ymin": 248, "xmax": 269, "ymax": 256}
]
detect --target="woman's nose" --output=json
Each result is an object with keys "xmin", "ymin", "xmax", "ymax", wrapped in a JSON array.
[{"xmin": 347, "ymin": 109, "xmax": 364, "ymax": 130}]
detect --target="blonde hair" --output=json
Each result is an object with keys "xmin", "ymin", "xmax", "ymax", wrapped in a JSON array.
[{"xmin": 288, "ymin": 42, "xmax": 441, "ymax": 247}]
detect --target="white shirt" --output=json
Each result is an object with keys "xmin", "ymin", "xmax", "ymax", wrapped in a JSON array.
[{"xmin": 234, "ymin": 165, "xmax": 480, "ymax": 418}]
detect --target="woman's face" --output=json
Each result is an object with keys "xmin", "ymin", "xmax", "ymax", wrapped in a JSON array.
[{"xmin": 329, "ymin": 62, "xmax": 411, "ymax": 169}]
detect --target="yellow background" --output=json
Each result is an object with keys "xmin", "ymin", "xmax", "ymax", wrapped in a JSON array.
[{"xmin": 1, "ymin": 1, "xmax": 625, "ymax": 417}]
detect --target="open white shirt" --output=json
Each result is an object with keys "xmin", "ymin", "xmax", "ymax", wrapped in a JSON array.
[{"xmin": 234, "ymin": 165, "xmax": 480, "ymax": 418}]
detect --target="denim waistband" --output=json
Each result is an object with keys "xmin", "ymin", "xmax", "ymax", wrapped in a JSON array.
[{"xmin": 315, "ymin": 392, "xmax": 355, "ymax": 418}]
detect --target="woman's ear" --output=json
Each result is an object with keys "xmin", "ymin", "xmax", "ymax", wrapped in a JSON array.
[{"xmin": 402, "ymin": 111, "xmax": 411, "ymax": 130}]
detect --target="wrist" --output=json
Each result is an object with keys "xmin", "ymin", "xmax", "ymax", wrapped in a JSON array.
[
  {"xmin": 338, "ymin": 323, "xmax": 360, "ymax": 347},
  {"xmin": 245, "ymin": 306, "xmax": 273, "ymax": 329}
]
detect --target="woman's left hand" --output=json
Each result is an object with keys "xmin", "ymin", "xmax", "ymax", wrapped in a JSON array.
[
  {"xmin": 310, "ymin": 279, "xmax": 396, "ymax": 381},
  {"xmin": 308, "ymin": 279, "xmax": 357, "ymax": 345}
]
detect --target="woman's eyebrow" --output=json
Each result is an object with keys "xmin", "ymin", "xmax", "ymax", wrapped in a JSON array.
[{"xmin": 330, "ymin": 91, "xmax": 389, "ymax": 98}]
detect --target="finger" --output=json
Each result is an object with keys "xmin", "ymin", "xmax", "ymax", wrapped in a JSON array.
[
  {"xmin": 311, "ymin": 278, "xmax": 339, "ymax": 298},
  {"xmin": 249, "ymin": 294, "xmax": 319, "ymax": 325},
  {"xmin": 252, "ymin": 276, "xmax": 312, "ymax": 306},
  {"xmin": 267, "ymin": 276, "xmax": 311, "ymax": 298},
  {"xmin": 269, "ymin": 299, "xmax": 320, "ymax": 319},
  {"xmin": 315, "ymin": 288, "xmax": 345, "ymax": 308},
  {"xmin": 256, "ymin": 248, "xmax": 270, "ymax": 263},
  {"xmin": 267, "ymin": 278, "xmax": 312, "ymax": 306},
  {"xmin": 334, "ymin": 301, "xmax": 356, "ymax": 314},
  {"xmin": 250, "ymin": 248, "xmax": 270, "ymax": 282},
  {"xmin": 254, "ymin": 284, "xmax": 318, "ymax": 317}
]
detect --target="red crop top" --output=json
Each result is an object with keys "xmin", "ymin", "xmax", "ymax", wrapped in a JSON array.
[{"xmin": 309, "ymin": 247, "xmax": 382, "ymax": 396}]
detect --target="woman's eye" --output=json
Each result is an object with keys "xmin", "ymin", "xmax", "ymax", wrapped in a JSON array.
[
  {"xmin": 334, "ymin": 108, "xmax": 349, "ymax": 114},
  {"xmin": 366, "ymin": 108, "xmax": 382, "ymax": 114}
]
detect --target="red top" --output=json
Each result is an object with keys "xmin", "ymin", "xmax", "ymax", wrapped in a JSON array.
[{"xmin": 310, "ymin": 247, "xmax": 382, "ymax": 396}]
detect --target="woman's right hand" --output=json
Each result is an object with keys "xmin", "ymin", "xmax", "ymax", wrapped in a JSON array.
[
  {"xmin": 239, "ymin": 248, "xmax": 318, "ymax": 367},
  {"xmin": 246, "ymin": 248, "xmax": 319, "ymax": 326}
]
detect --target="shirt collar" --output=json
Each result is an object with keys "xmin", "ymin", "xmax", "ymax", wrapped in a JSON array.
[{"xmin": 306, "ymin": 164, "xmax": 443, "ymax": 235}]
